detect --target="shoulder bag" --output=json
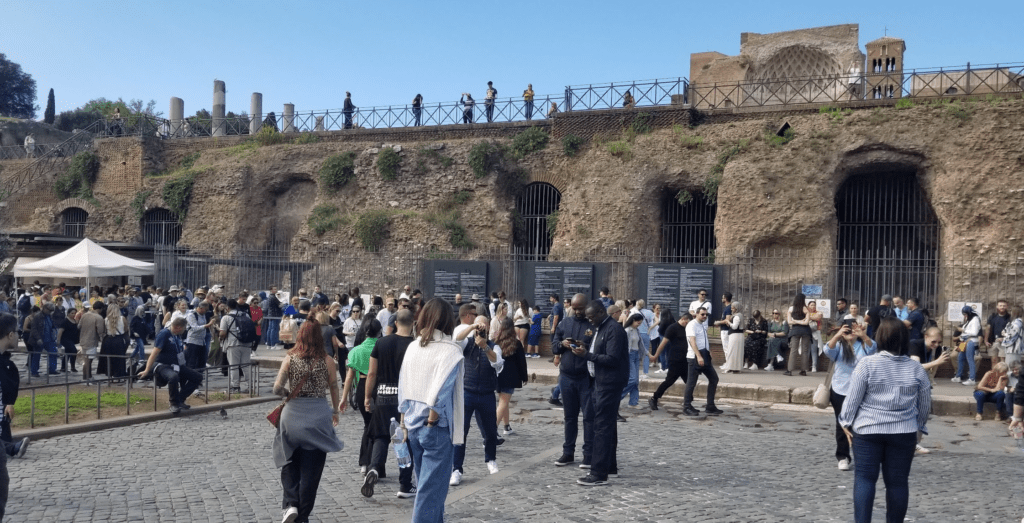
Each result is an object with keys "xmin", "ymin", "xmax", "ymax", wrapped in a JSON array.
[
  {"xmin": 812, "ymin": 362, "xmax": 835, "ymax": 409},
  {"xmin": 267, "ymin": 371, "xmax": 309, "ymax": 428}
]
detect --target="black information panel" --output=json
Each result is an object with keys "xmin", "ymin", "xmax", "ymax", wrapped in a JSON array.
[
  {"xmin": 531, "ymin": 264, "xmax": 595, "ymax": 315},
  {"xmin": 427, "ymin": 262, "xmax": 489, "ymax": 304},
  {"xmin": 637, "ymin": 264, "xmax": 714, "ymax": 314}
]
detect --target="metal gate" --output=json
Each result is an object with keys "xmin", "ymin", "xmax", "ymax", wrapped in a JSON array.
[
  {"xmin": 61, "ymin": 207, "xmax": 88, "ymax": 238},
  {"xmin": 835, "ymin": 172, "xmax": 940, "ymax": 308},
  {"xmin": 142, "ymin": 208, "xmax": 182, "ymax": 246},
  {"xmin": 515, "ymin": 182, "xmax": 561, "ymax": 261},
  {"xmin": 661, "ymin": 190, "xmax": 716, "ymax": 263}
]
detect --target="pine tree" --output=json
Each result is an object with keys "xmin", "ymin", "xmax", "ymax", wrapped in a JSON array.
[{"xmin": 44, "ymin": 88, "xmax": 55, "ymax": 124}]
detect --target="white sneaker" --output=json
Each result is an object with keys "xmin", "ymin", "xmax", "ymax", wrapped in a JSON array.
[
  {"xmin": 486, "ymin": 460, "xmax": 499, "ymax": 474},
  {"xmin": 776, "ymin": 355, "xmax": 784, "ymax": 363},
  {"xmin": 914, "ymin": 444, "xmax": 931, "ymax": 455},
  {"xmin": 502, "ymin": 425, "xmax": 514, "ymax": 435},
  {"xmin": 950, "ymin": 376, "xmax": 962, "ymax": 383},
  {"xmin": 765, "ymin": 364, "xmax": 774, "ymax": 371},
  {"xmin": 449, "ymin": 470, "xmax": 462, "ymax": 486},
  {"xmin": 282, "ymin": 506, "xmax": 299, "ymax": 523},
  {"xmin": 640, "ymin": 374, "xmax": 649, "ymax": 380},
  {"xmin": 837, "ymin": 458, "xmax": 851, "ymax": 471},
  {"xmin": 962, "ymin": 379, "xmax": 976, "ymax": 386},
  {"xmin": 719, "ymin": 364, "xmax": 728, "ymax": 371},
  {"xmin": 811, "ymin": 366, "xmax": 818, "ymax": 373}
]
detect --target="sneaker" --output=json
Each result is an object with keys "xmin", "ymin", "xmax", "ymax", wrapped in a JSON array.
[
  {"xmin": 579, "ymin": 461, "xmax": 591, "ymax": 469},
  {"xmin": 503, "ymin": 425, "xmax": 514, "ymax": 435},
  {"xmin": 487, "ymin": 460, "xmax": 500, "ymax": 474},
  {"xmin": 962, "ymin": 379, "xmax": 976, "ymax": 386},
  {"xmin": 683, "ymin": 406, "xmax": 701, "ymax": 416},
  {"xmin": 554, "ymin": 454, "xmax": 574, "ymax": 466},
  {"xmin": 178, "ymin": 403, "xmax": 191, "ymax": 410},
  {"xmin": 616, "ymin": 414, "xmax": 627, "ymax": 422},
  {"xmin": 783, "ymin": 371, "xmax": 793, "ymax": 376},
  {"xmin": 914, "ymin": 444, "xmax": 931, "ymax": 455},
  {"xmin": 640, "ymin": 374, "xmax": 649, "ymax": 380},
  {"xmin": 648, "ymin": 397, "xmax": 659, "ymax": 411},
  {"xmin": 975, "ymin": 413, "xmax": 983, "ymax": 421},
  {"xmin": 496, "ymin": 437, "xmax": 505, "ymax": 446},
  {"xmin": 548, "ymin": 398, "xmax": 563, "ymax": 407},
  {"xmin": 282, "ymin": 506, "xmax": 299, "ymax": 523},
  {"xmin": 811, "ymin": 366, "xmax": 818, "ymax": 373},
  {"xmin": 799, "ymin": 371, "xmax": 807, "ymax": 376},
  {"xmin": 950, "ymin": 376, "xmax": 962, "ymax": 383},
  {"xmin": 838, "ymin": 458, "xmax": 851, "ymax": 471},
  {"xmin": 765, "ymin": 364, "xmax": 774, "ymax": 371},
  {"xmin": 16, "ymin": 437, "xmax": 29, "ymax": 458},
  {"xmin": 577, "ymin": 474, "xmax": 608, "ymax": 486},
  {"xmin": 361, "ymin": 469, "xmax": 378, "ymax": 498},
  {"xmin": 705, "ymin": 407, "xmax": 724, "ymax": 416},
  {"xmin": 776, "ymin": 355, "xmax": 784, "ymax": 363},
  {"xmin": 449, "ymin": 470, "xmax": 462, "ymax": 486},
  {"xmin": 168, "ymin": 404, "xmax": 182, "ymax": 414},
  {"xmin": 396, "ymin": 486, "xmax": 417, "ymax": 498}
]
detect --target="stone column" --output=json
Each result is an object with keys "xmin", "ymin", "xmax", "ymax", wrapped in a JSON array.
[
  {"xmin": 250, "ymin": 93, "xmax": 263, "ymax": 135},
  {"xmin": 169, "ymin": 97, "xmax": 184, "ymax": 137},
  {"xmin": 282, "ymin": 103, "xmax": 295, "ymax": 133},
  {"xmin": 212, "ymin": 80, "xmax": 226, "ymax": 137}
]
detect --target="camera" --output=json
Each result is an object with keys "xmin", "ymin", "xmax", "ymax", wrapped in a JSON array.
[
  {"xmin": 941, "ymin": 345, "xmax": 951, "ymax": 354},
  {"xmin": 841, "ymin": 318, "xmax": 856, "ymax": 328}
]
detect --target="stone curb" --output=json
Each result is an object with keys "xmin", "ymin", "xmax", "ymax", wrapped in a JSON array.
[
  {"xmin": 12, "ymin": 396, "xmax": 278, "ymax": 441},
  {"xmin": 528, "ymin": 372, "xmax": 986, "ymax": 419}
]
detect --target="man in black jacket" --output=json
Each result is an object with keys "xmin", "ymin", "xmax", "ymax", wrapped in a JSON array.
[
  {"xmin": 574, "ymin": 300, "xmax": 628, "ymax": 486},
  {"xmin": 0, "ymin": 349, "xmax": 27, "ymax": 458},
  {"xmin": 551, "ymin": 294, "xmax": 594, "ymax": 468}
]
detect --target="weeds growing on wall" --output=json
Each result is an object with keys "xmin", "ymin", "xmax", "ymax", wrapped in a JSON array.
[
  {"xmin": 468, "ymin": 141, "xmax": 506, "ymax": 178},
  {"xmin": 606, "ymin": 140, "xmax": 632, "ymax": 159},
  {"xmin": 688, "ymin": 106, "xmax": 707, "ymax": 128},
  {"xmin": 294, "ymin": 132, "xmax": 320, "ymax": 144},
  {"xmin": 254, "ymin": 126, "xmax": 288, "ymax": 146},
  {"xmin": 162, "ymin": 170, "xmax": 199, "ymax": 220},
  {"xmin": 704, "ymin": 139, "xmax": 750, "ymax": 205},
  {"xmin": 179, "ymin": 152, "xmax": 200, "ymax": 170},
  {"xmin": 377, "ymin": 147, "xmax": 401, "ymax": 181},
  {"xmin": 510, "ymin": 126, "xmax": 549, "ymax": 158},
  {"xmin": 308, "ymin": 204, "xmax": 344, "ymax": 236},
  {"xmin": 414, "ymin": 147, "xmax": 455, "ymax": 174},
  {"xmin": 895, "ymin": 98, "xmax": 914, "ymax": 110},
  {"xmin": 319, "ymin": 152, "xmax": 357, "ymax": 192},
  {"xmin": 765, "ymin": 127, "xmax": 795, "ymax": 148},
  {"xmin": 819, "ymin": 105, "xmax": 853, "ymax": 122},
  {"xmin": 562, "ymin": 134, "xmax": 584, "ymax": 157},
  {"xmin": 546, "ymin": 210, "xmax": 559, "ymax": 238},
  {"xmin": 53, "ymin": 151, "xmax": 100, "ymax": 200},
  {"xmin": 130, "ymin": 190, "xmax": 152, "ymax": 222},
  {"xmin": 674, "ymin": 125, "xmax": 703, "ymax": 149},
  {"xmin": 946, "ymin": 101, "xmax": 974, "ymax": 126},
  {"xmin": 354, "ymin": 210, "xmax": 392, "ymax": 250},
  {"xmin": 675, "ymin": 190, "xmax": 692, "ymax": 206}
]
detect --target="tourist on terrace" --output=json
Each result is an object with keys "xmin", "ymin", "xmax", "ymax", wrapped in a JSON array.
[{"xmin": 460, "ymin": 93, "xmax": 475, "ymax": 124}]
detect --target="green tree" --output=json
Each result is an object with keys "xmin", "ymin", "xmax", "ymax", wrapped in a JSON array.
[
  {"xmin": 0, "ymin": 53, "xmax": 37, "ymax": 119},
  {"xmin": 44, "ymin": 88, "xmax": 55, "ymax": 124}
]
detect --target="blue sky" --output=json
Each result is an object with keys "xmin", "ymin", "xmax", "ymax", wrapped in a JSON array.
[{"xmin": 3, "ymin": 0, "xmax": 1022, "ymax": 118}]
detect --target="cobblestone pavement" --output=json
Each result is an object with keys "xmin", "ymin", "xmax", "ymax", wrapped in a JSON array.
[{"xmin": 5, "ymin": 384, "xmax": 1021, "ymax": 522}]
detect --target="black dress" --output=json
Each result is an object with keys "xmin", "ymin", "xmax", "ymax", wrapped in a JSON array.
[
  {"xmin": 744, "ymin": 317, "xmax": 769, "ymax": 366},
  {"xmin": 496, "ymin": 340, "xmax": 529, "ymax": 393}
]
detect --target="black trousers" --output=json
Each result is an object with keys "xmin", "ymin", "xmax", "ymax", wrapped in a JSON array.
[
  {"xmin": 281, "ymin": 447, "xmax": 327, "ymax": 522},
  {"xmin": 370, "ymin": 438, "xmax": 413, "ymax": 488},
  {"xmin": 355, "ymin": 376, "xmax": 373, "ymax": 467},
  {"xmin": 60, "ymin": 341, "xmax": 76, "ymax": 371},
  {"xmin": 829, "ymin": 389, "xmax": 850, "ymax": 461},
  {"xmin": 589, "ymin": 382, "xmax": 623, "ymax": 478},
  {"xmin": 652, "ymin": 359, "xmax": 688, "ymax": 400},
  {"xmin": 683, "ymin": 350, "xmax": 719, "ymax": 410}
]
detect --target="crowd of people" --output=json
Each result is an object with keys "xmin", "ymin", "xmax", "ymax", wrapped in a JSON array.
[{"xmin": 1, "ymin": 280, "xmax": 1020, "ymax": 523}]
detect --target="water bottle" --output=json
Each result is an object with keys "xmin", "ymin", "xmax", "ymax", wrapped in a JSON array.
[
  {"xmin": 391, "ymin": 417, "xmax": 412, "ymax": 468},
  {"xmin": 1011, "ymin": 423, "xmax": 1024, "ymax": 452}
]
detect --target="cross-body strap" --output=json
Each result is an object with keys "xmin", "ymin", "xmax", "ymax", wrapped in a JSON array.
[{"xmin": 285, "ymin": 366, "xmax": 310, "ymax": 403}]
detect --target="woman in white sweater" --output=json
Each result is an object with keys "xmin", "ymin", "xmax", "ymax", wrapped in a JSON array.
[{"xmin": 724, "ymin": 302, "xmax": 745, "ymax": 373}]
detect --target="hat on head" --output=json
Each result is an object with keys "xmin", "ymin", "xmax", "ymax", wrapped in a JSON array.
[
  {"xmin": 169, "ymin": 285, "xmax": 179, "ymax": 292},
  {"xmin": 961, "ymin": 305, "xmax": 975, "ymax": 314},
  {"xmin": 471, "ymin": 294, "xmax": 480, "ymax": 301}
]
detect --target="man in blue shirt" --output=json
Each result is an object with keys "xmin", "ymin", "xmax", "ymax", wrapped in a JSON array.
[
  {"xmin": 138, "ymin": 318, "xmax": 203, "ymax": 413},
  {"xmin": 903, "ymin": 298, "xmax": 925, "ymax": 341}
]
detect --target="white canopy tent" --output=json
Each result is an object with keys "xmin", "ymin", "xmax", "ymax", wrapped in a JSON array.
[{"xmin": 13, "ymin": 239, "xmax": 154, "ymax": 283}]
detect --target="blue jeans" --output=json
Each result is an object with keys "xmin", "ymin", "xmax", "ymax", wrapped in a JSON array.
[
  {"xmin": 550, "ymin": 384, "xmax": 561, "ymax": 401},
  {"xmin": 955, "ymin": 340, "xmax": 978, "ymax": 381},
  {"xmin": 620, "ymin": 350, "xmax": 640, "ymax": 405},
  {"xmin": 407, "ymin": 425, "xmax": 454, "ymax": 523},
  {"xmin": 155, "ymin": 364, "xmax": 203, "ymax": 405},
  {"xmin": 558, "ymin": 373, "xmax": 593, "ymax": 461},
  {"xmin": 852, "ymin": 432, "xmax": 917, "ymax": 523},
  {"xmin": 30, "ymin": 343, "xmax": 58, "ymax": 375},
  {"xmin": 973, "ymin": 390, "xmax": 1005, "ymax": 414},
  {"xmin": 131, "ymin": 338, "xmax": 146, "ymax": 361},
  {"xmin": 453, "ymin": 389, "xmax": 498, "ymax": 473},
  {"xmin": 639, "ymin": 334, "xmax": 651, "ymax": 374},
  {"xmin": 265, "ymin": 319, "xmax": 280, "ymax": 346}
]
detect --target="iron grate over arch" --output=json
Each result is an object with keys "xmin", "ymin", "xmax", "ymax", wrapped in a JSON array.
[
  {"xmin": 515, "ymin": 182, "xmax": 561, "ymax": 260},
  {"xmin": 142, "ymin": 208, "xmax": 182, "ymax": 246},
  {"xmin": 61, "ymin": 207, "xmax": 88, "ymax": 238},
  {"xmin": 661, "ymin": 190, "xmax": 717, "ymax": 263},
  {"xmin": 835, "ymin": 171, "xmax": 940, "ymax": 310}
]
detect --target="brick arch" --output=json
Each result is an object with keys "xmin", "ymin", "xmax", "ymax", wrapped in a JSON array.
[
  {"xmin": 525, "ymin": 170, "xmax": 568, "ymax": 195},
  {"xmin": 54, "ymin": 198, "xmax": 98, "ymax": 215}
]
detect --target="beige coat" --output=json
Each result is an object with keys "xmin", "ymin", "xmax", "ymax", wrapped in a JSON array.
[{"xmin": 78, "ymin": 311, "xmax": 105, "ymax": 350}]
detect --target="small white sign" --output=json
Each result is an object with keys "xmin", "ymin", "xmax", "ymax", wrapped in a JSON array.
[
  {"xmin": 128, "ymin": 276, "xmax": 141, "ymax": 286},
  {"xmin": 947, "ymin": 301, "xmax": 983, "ymax": 323},
  {"xmin": 807, "ymin": 298, "xmax": 832, "ymax": 319}
]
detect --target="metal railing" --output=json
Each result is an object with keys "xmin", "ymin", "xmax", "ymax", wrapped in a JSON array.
[
  {"xmin": 18, "ymin": 350, "xmax": 264, "ymax": 429},
  {"xmin": 565, "ymin": 77, "xmax": 689, "ymax": 111},
  {"xmin": 0, "ymin": 120, "xmax": 103, "ymax": 204}
]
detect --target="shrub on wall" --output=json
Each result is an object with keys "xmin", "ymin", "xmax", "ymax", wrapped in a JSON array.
[
  {"xmin": 354, "ymin": 210, "xmax": 391, "ymax": 250},
  {"xmin": 562, "ymin": 134, "xmax": 583, "ymax": 157},
  {"xmin": 53, "ymin": 151, "xmax": 100, "ymax": 199},
  {"xmin": 130, "ymin": 190, "xmax": 152, "ymax": 222},
  {"xmin": 162, "ymin": 170, "xmax": 199, "ymax": 220},
  {"xmin": 308, "ymin": 204, "xmax": 343, "ymax": 235},
  {"xmin": 468, "ymin": 141, "xmax": 506, "ymax": 178},
  {"xmin": 510, "ymin": 126, "xmax": 549, "ymax": 158},
  {"xmin": 377, "ymin": 147, "xmax": 401, "ymax": 181},
  {"xmin": 319, "ymin": 151, "xmax": 357, "ymax": 192},
  {"xmin": 254, "ymin": 125, "xmax": 288, "ymax": 146}
]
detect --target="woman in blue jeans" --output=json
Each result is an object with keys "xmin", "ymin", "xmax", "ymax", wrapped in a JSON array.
[
  {"xmin": 840, "ymin": 317, "xmax": 931, "ymax": 523},
  {"xmin": 620, "ymin": 314, "xmax": 643, "ymax": 406},
  {"xmin": 398, "ymin": 298, "xmax": 464, "ymax": 523},
  {"xmin": 952, "ymin": 306, "xmax": 982, "ymax": 385}
]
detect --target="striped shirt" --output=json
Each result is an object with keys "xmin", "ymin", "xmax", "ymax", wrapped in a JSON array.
[{"xmin": 839, "ymin": 351, "xmax": 931, "ymax": 435}]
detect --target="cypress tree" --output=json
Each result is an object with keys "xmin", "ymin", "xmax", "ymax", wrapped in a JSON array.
[{"xmin": 44, "ymin": 88, "xmax": 55, "ymax": 124}]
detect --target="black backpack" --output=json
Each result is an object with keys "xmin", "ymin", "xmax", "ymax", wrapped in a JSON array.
[
  {"xmin": 229, "ymin": 313, "xmax": 259, "ymax": 344},
  {"xmin": 17, "ymin": 295, "xmax": 31, "ymax": 316}
]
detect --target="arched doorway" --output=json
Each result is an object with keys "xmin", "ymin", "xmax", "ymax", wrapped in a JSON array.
[
  {"xmin": 61, "ymin": 207, "xmax": 88, "ymax": 238},
  {"xmin": 142, "ymin": 208, "xmax": 182, "ymax": 246},
  {"xmin": 661, "ymin": 190, "xmax": 717, "ymax": 263},
  {"xmin": 835, "ymin": 171, "xmax": 939, "ymax": 308},
  {"xmin": 515, "ymin": 182, "xmax": 561, "ymax": 260}
]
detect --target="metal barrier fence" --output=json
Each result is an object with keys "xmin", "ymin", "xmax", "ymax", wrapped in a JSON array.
[
  {"xmin": 19, "ymin": 350, "xmax": 263, "ymax": 429},
  {"xmin": 0, "ymin": 121, "xmax": 102, "ymax": 204}
]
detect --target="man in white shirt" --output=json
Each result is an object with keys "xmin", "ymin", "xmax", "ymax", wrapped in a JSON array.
[
  {"xmin": 688, "ymin": 290, "xmax": 712, "ymax": 329},
  {"xmin": 399, "ymin": 285, "xmax": 411, "ymax": 300},
  {"xmin": 682, "ymin": 308, "xmax": 721, "ymax": 417},
  {"xmin": 376, "ymin": 299, "xmax": 396, "ymax": 333}
]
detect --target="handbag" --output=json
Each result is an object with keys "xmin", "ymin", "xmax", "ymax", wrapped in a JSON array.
[
  {"xmin": 954, "ymin": 341, "xmax": 967, "ymax": 353},
  {"xmin": 812, "ymin": 362, "xmax": 836, "ymax": 409},
  {"xmin": 267, "ymin": 372, "xmax": 309, "ymax": 428}
]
